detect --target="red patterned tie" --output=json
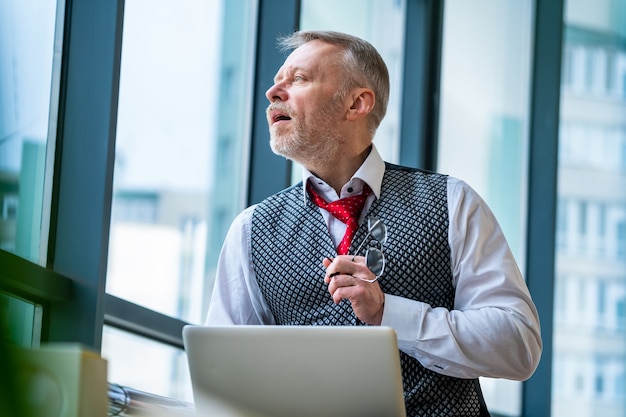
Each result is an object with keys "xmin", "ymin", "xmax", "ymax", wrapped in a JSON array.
[{"xmin": 307, "ymin": 181, "xmax": 372, "ymax": 255}]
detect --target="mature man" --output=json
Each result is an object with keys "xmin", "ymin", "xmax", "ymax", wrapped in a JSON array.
[{"xmin": 207, "ymin": 30, "xmax": 542, "ymax": 417}]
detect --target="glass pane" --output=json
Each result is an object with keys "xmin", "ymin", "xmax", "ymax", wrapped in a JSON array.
[
  {"xmin": 0, "ymin": 0, "xmax": 62, "ymax": 264},
  {"xmin": 101, "ymin": 325, "xmax": 193, "ymax": 403},
  {"xmin": 106, "ymin": 0, "xmax": 257, "ymax": 324},
  {"xmin": 553, "ymin": 1, "xmax": 626, "ymax": 415},
  {"xmin": 290, "ymin": 0, "xmax": 406, "ymax": 183},
  {"xmin": 437, "ymin": 1, "xmax": 534, "ymax": 415}
]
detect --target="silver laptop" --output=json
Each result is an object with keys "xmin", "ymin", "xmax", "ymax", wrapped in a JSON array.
[{"xmin": 182, "ymin": 325, "xmax": 406, "ymax": 417}]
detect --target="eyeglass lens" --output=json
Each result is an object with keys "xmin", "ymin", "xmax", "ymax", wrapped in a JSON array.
[{"xmin": 365, "ymin": 247, "xmax": 385, "ymax": 277}]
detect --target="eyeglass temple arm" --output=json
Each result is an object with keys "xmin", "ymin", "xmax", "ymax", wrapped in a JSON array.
[
  {"xmin": 352, "ymin": 230, "xmax": 372, "ymax": 256},
  {"xmin": 352, "ymin": 218, "xmax": 383, "ymax": 256}
]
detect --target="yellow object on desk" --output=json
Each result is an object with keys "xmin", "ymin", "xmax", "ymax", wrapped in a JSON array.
[{"xmin": 14, "ymin": 343, "xmax": 108, "ymax": 417}]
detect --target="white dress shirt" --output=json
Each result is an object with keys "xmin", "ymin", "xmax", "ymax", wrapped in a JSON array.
[{"xmin": 206, "ymin": 145, "xmax": 542, "ymax": 381}]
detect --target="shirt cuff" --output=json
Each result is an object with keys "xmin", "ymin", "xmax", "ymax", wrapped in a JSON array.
[
  {"xmin": 381, "ymin": 293, "xmax": 423, "ymax": 343},
  {"xmin": 381, "ymin": 293, "xmax": 463, "ymax": 377}
]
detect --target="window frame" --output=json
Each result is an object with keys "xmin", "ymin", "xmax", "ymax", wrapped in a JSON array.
[{"xmin": 522, "ymin": 0, "xmax": 563, "ymax": 415}]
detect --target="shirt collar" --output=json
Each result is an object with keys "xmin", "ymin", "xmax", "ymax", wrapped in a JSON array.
[{"xmin": 301, "ymin": 143, "xmax": 385, "ymax": 202}]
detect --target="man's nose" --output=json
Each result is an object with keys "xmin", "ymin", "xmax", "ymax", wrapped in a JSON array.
[{"xmin": 265, "ymin": 83, "xmax": 286, "ymax": 102}]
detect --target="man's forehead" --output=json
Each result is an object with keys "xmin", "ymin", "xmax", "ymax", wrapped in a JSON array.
[
  {"xmin": 290, "ymin": 39, "xmax": 341, "ymax": 61},
  {"xmin": 275, "ymin": 41, "xmax": 341, "ymax": 78}
]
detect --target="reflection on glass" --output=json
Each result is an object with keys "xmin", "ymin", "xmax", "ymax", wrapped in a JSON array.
[
  {"xmin": 106, "ymin": 0, "xmax": 257, "ymax": 324},
  {"xmin": 0, "ymin": 0, "xmax": 62, "ymax": 264},
  {"xmin": 553, "ymin": 1, "xmax": 626, "ymax": 416},
  {"xmin": 437, "ymin": 1, "xmax": 533, "ymax": 415},
  {"xmin": 101, "ymin": 326, "xmax": 193, "ymax": 403},
  {"xmin": 290, "ymin": 0, "xmax": 406, "ymax": 183}
]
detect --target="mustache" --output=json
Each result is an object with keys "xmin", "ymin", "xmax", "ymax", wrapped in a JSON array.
[{"xmin": 266, "ymin": 103, "xmax": 293, "ymax": 117}]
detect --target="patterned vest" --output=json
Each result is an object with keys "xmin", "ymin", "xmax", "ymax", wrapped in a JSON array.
[{"xmin": 251, "ymin": 164, "xmax": 490, "ymax": 417}]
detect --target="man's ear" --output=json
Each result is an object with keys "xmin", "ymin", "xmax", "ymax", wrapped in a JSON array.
[{"xmin": 346, "ymin": 88, "xmax": 375, "ymax": 121}]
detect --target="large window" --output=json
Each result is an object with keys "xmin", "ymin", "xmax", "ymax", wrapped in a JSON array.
[
  {"xmin": 552, "ymin": 1, "xmax": 626, "ymax": 415},
  {"xmin": 101, "ymin": 0, "xmax": 258, "ymax": 400},
  {"xmin": 437, "ymin": 1, "xmax": 534, "ymax": 415}
]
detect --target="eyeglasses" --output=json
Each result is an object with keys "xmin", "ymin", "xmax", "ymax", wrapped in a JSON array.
[{"xmin": 352, "ymin": 217, "xmax": 387, "ymax": 282}]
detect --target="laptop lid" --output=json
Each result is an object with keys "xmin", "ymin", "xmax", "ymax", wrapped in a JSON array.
[{"xmin": 182, "ymin": 325, "xmax": 406, "ymax": 417}]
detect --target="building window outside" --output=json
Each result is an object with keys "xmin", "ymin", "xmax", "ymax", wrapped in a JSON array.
[
  {"xmin": 618, "ymin": 221, "xmax": 626, "ymax": 260},
  {"xmin": 101, "ymin": 0, "xmax": 258, "ymax": 401},
  {"xmin": 553, "ymin": 0, "xmax": 626, "ymax": 415}
]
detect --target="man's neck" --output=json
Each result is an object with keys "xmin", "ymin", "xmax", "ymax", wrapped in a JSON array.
[{"xmin": 307, "ymin": 145, "xmax": 372, "ymax": 195}]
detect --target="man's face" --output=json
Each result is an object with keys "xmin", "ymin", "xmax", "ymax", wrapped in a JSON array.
[{"xmin": 265, "ymin": 40, "xmax": 347, "ymax": 166}]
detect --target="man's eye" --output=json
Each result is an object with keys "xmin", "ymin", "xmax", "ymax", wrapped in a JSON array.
[{"xmin": 294, "ymin": 75, "xmax": 304, "ymax": 82}]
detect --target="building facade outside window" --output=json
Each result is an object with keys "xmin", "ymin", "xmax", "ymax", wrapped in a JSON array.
[{"xmin": 553, "ymin": 0, "xmax": 626, "ymax": 415}]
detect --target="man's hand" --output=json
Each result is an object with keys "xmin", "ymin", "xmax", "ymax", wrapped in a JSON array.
[{"xmin": 323, "ymin": 256, "xmax": 385, "ymax": 325}]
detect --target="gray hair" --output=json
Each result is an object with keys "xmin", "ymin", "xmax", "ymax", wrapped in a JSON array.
[{"xmin": 278, "ymin": 30, "xmax": 390, "ymax": 134}]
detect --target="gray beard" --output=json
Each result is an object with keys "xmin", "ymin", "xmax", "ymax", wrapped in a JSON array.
[{"xmin": 270, "ymin": 130, "xmax": 341, "ymax": 168}]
